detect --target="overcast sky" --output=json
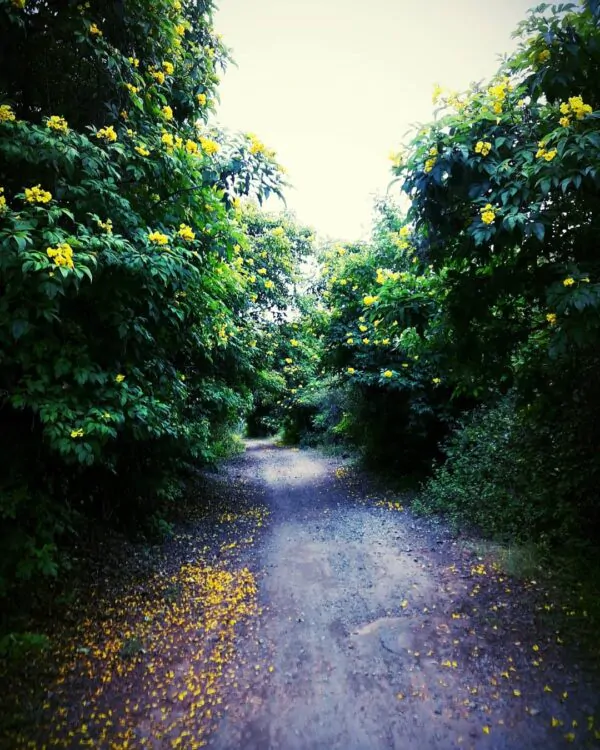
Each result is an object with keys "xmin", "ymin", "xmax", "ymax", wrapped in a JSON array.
[{"xmin": 214, "ymin": 0, "xmax": 534, "ymax": 241}]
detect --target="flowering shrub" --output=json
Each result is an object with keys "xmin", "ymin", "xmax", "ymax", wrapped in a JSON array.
[{"xmin": 0, "ymin": 0, "xmax": 286, "ymax": 597}]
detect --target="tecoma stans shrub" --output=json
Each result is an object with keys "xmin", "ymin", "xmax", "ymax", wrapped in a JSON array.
[{"xmin": 0, "ymin": 0, "xmax": 287, "ymax": 601}]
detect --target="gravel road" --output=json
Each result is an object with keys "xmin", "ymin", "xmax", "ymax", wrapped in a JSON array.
[{"xmin": 207, "ymin": 440, "xmax": 600, "ymax": 750}]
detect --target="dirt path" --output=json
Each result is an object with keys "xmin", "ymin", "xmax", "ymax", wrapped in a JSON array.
[
  {"xmin": 208, "ymin": 441, "xmax": 599, "ymax": 750},
  {"xmin": 4, "ymin": 440, "xmax": 600, "ymax": 749}
]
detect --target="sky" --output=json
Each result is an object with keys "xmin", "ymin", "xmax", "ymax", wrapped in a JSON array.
[{"xmin": 214, "ymin": 0, "xmax": 534, "ymax": 241}]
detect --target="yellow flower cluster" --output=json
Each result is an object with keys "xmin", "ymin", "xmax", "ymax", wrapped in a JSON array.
[
  {"xmin": 480, "ymin": 203, "xmax": 496, "ymax": 225},
  {"xmin": 115, "ymin": 373, "xmax": 126, "ymax": 383},
  {"xmin": 125, "ymin": 83, "xmax": 139, "ymax": 96},
  {"xmin": 383, "ymin": 370, "xmax": 393, "ymax": 378},
  {"xmin": 47, "ymin": 242, "xmax": 74, "ymax": 269},
  {"xmin": 487, "ymin": 77, "xmax": 511, "ymax": 115},
  {"xmin": 161, "ymin": 105, "xmax": 174, "ymax": 120},
  {"xmin": 264, "ymin": 279, "xmax": 274, "ymax": 289},
  {"xmin": 128, "ymin": 56, "xmax": 139, "ymax": 68},
  {"xmin": 25, "ymin": 184, "xmax": 52, "ymax": 203},
  {"xmin": 97, "ymin": 218, "xmax": 113, "ymax": 234},
  {"xmin": 538, "ymin": 49, "xmax": 551, "ymax": 63},
  {"xmin": 272, "ymin": 226, "xmax": 285, "ymax": 237},
  {"xmin": 135, "ymin": 144, "xmax": 150, "ymax": 156},
  {"xmin": 474, "ymin": 141, "xmax": 491, "ymax": 156},
  {"xmin": 197, "ymin": 93, "xmax": 207, "ymax": 106},
  {"xmin": 162, "ymin": 132, "xmax": 175, "ymax": 149},
  {"xmin": 185, "ymin": 139, "xmax": 198, "ymax": 155},
  {"xmin": 0, "ymin": 104, "xmax": 16, "ymax": 122},
  {"xmin": 563, "ymin": 277, "xmax": 575, "ymax": 287},
  {"xmin": 89, "ymin": 22, "xmax": 102, "ymax": 36},
  {"xmin": 163, "ymin": 60, "xmax": 175, "ymax": 75},
  {"xmin": 424, "ymin": 145, "xmax": 438, "ymax": 173},
  {"xmin": 46, "ymin": 115, "xmax": 69, "ymax": 134},
  {"xmin": 376, "ymin": 267, "xmax": 400, "ymax": 284},
  {"xmin": 0, "ymin": 187, "xmax": 7, "ymax": 213},
  {"xmin": 70, "ymin": 428, "xmax": 84, "ymax": 439},
  {"xmin": 535, "ymin": 142, "xmax": 557, "ymax": 161},
  {"xmin": 97, "ymin": 125, "xmax": 117, "ymax": 142},
  {"xmin": 151, "ymin": 70, "xmax": 166, "ymax": 85},
  {"xmin": 432, "ymin": 377, "xmax": 442, "ymax": 384},
  {"xmin": 178, "ymin": 224, "xmax": 195, "ymax": 241},
  {"xmin": 347, "ymin": 367, "xmax": 356, "ymax": 374},
  {"xmin": 546, "ymin": 313, "xmax": 557, "ymax": 325},
  {"xmin": 559, "ymin": 96, "xmax": 592, "ymax": 126},
  {"xmin": 148, "ymin": 231, "xmax": 169, "ymax": 245},
  {"xmin": 363, "ymin": 295, "xmax": 378, "ymax": 306},
  {"xmin": 199, "ymin": 136, "xmax": 220, "ymax": 155}
]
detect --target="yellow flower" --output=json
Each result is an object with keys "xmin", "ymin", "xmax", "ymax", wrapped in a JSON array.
[
  {"xmin": 474, "ymin": 141, "xmax": 492, "ymax": 157},
  {"xmin": 544, "ymin": 149, "xmax": 557, "ymax": 162},
  {"xmin": 483, "ymin": 726, "xmax": 490, "ymax": 735},
  {"xmin": 424, "ymin": 157, "xmax": 436, "ymax": 173},
  {"xmin": 546, "ymin": 313, "xmax": 557, "ymax": 325},
  {"xmin": 0, "ymin": 104, "xmax": 16, "ymax": 123},
  {"xmin": 0, "ymin": 187, "xmax": 7, "ymax": 213},
  {"xmin": 563, "ymin": 277, "xmax": 575, "ymax": 286},
  {"xmin": 148, "ymin": 231, "xmax": 169, "ymax": 245},
  {"xmin": 12, "ymin": 0, "xmax": 27, "ymax": 8},
  {"xmin": 97, "ymin": 218, "xmax": 113, "ymax": 234},
  {"xmin": 151, "ymin": 70, "xmax": 166, "ymax": 85},
  {"xmin": 185, "ymin": 139, "xmax": 198, "ymax": 155},
  {"xmin": 162, "ymin": 60, "xmax": 175, "ymax": 75},
  {"xmin": 432, "ymin": 82, "xmax": 443, "ymax": 104},
  {"xmin": 24, "ymin": 185, "xmax": 52, "ymax": 204},
  {"xmin": 115, "ymin": 374, "xmax": 126, "ymax": 383},
  {"xmin": 161, "ymin": 132, "xmax": 175, "ymax": 149},
  {"xmin": 568, "ymin": 95, "xmax": 593, "ymax": 120},
  {"xmin": 70, "ymin": 428, "xmax": 84, "ymax": 439},
  {"xmin": 559, "ymin": 116, "xmax": 571, "ymax": 127},
  {"xmin": 258, "ymin": 268, "xmax": 267, "ymax": 275},
  {"xmin": 161, "ymin": 105, "xmax": 174, "ymax": 120},
  {"xmin": 125, "ymin": 82, "xmax": 138, "ymax": 94},
  {"xmin": 359, "ymin": 325, "xmax": 368, "ymax": 332},
  {"xmin": 178, "ymin": 223, "xmax": 195, "ymax": 241},
  {"xmin": 285, "ymin": 358, "xmax": 293, "ymax": 364},
  {"xmin": 197, "ymin": 93, "xmax": 207, "ymax": 106},
  {"xmin": 480, "ymin": 203, "xmax": 496, "ymax": 225},
  {"xmin": 89, "ymin": 22, "xmax": 103, "ymax": 36},
  {"xmin": 290, "ymin": 339, "xmax": 299, "ymax": 346},
  {"xmin": 383, "ymin": 370, "xmax": 393, "ymax": 378},
  {"xmin": 46, "ymin": 115, "xmax": 69, "ymax": 134},
  {"xmin": 432, "ymin": 377, "xmax": 441, "ymax": 384},
  {"xmin": 346, "ymin": 337, "xmax": 354, "ymax": 345},
  {"xmin": 47, "ymin": 242, "xmax": 74, "ymax": 269},
  {"xmin": 363, "ymin": 295, "xmax": 378, "ymax": 306},
  {"xmin": 272, "ymin": 226, "xmax": 285, "ymax": 237},
  {"xmin": 538, "ymin": 49, "xmax": 550, "ymax": 63},
  {"xmin": 362, "ymin": 338, "xmax": 370, "ymax": 344},
  {"xmin": 174, "ymin": 23, "xmax": 186, "ymax": 36},
  {"xmin": 135, "ymin": 145, "xmax": 150, "ymax": 156},
  {"xmin": 199, "ymin": 137, "xmax": 220, "ymax": 155},
  {"xmin": 96, "ymin": 125, "xmax": 117, "ymax": 142},
  {"xmin": 128, "ymin": 57, "xmax": 140, "ymax": 68}
]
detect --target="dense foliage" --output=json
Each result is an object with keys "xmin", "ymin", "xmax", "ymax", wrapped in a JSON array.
[
  {"xmin": 0, "ymin": 0, "xmax": 310, "ymax": 607},
  {"xmin": 274, "ymin": 1, "xmax": 600, "ymax": 543},
  {"xmin": 2, "ymin": 0, "xmax": 600, "ymax": 619}
]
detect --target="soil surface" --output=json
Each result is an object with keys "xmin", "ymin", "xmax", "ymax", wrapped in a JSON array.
[{"xmin": 3, "ymin": 440, "xmax": 600, "ymax": 749}]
